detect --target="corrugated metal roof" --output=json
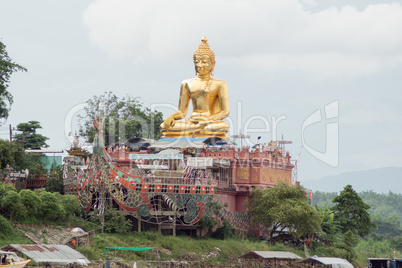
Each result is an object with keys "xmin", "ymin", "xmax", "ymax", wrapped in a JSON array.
[
  {"xmin": 240, "ymin": 251, "xmax": 302, "ymax": 260},
  {"xmin": 298, "ymin": 257, "xmax": 354, "ymax": 268},
  {"xmin": 6, "ymin": 245, "xmax": 90, "ymax": 266}
]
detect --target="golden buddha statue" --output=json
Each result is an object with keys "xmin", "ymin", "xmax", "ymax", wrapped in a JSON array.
[{"xmin": 160, "ymin": 37, "xmax": 230, "ymax": 138}]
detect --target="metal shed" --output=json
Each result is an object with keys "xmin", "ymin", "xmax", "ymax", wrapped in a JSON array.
[
  {"xmin": 1, "ymin": 244, "xmax": 90, "ymax": 266},
  {"xmin": 297, "ymin": 256, "xmax": 354, "ymax": 268},
  {"xmin": 368, "ymin": 258, "xmax": 402, "ymax": 268},
  {"xmin": 239, "ymin": 251, "xmax": 303, "ymax": 268}
]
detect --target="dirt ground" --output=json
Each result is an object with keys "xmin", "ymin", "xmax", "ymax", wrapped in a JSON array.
[{"xmin": 13, "ymin": 224, "xmax": 88, "ymax": 245}]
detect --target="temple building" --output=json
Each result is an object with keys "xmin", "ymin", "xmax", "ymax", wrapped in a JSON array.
[{"xmin": 64, "ymin": 37, "xmax": 303, "ymax": 236}]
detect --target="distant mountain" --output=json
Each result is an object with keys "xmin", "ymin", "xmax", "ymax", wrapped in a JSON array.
[{"xmin": 300, "ymin": 166, "xmax": 402, "ymax": 194}]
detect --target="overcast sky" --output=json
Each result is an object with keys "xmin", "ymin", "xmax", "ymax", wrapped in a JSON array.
[{"xmin": 1, "ymin": 0, "xmax": 401, "ymax": 182}]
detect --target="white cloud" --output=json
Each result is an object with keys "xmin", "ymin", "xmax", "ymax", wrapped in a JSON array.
[
  {"xmin": 240, "ymin": 52, "xmax": 399, "ymax": 77},
  {"xmin": 300, "ymin": 0, "xmax": 317, "ymax": 6},
  {"xmin": 83, "ymin": 0, "xmax": 402, "ymax": 77}
]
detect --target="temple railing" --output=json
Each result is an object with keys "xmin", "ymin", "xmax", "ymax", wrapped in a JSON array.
[
  {"xmin": 142, "ymin": 176, "xmax": 219, "ymax": 187},
  {"xmin": 71, "ymin": 175, "xmax": 230, "ymax": 189},
  {"xmin": 117, "ymin": 176, "xmax": 234, "ymax": 188}
]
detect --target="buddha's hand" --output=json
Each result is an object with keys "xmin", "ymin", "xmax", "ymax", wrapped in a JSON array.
[
  {"xmin": 196, "ymin": 119, "xmax": 218, "ymax": 130},
  {"xmin": 197, "ymin": 120, "xmax": 210, "ymax": 128},
  {"xmin": 163, "ymin": 116, "xmax": 176, "ymax": 129},
  {"xmin": 189, "ymin": 116, "xmax": 209, "ymax": 123}
]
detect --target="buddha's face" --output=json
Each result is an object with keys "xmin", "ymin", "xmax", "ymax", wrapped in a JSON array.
[{"xmin": 194, "ymin": 55, "xmax": 214, "ymax": 76}]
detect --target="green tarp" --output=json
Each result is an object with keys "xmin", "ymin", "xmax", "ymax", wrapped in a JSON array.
[
  {"xmin": 104, "ymin": 247, "xmax": 155, "ymax": 257},
  {"xmin": 39, "ymin": 156, "xmax": 62, "ymax": 170}
]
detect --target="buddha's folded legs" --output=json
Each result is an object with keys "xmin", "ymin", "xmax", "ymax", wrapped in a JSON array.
[{"xmin": 161, "ymin": 120, "xmax": 229, "ymax": 138}]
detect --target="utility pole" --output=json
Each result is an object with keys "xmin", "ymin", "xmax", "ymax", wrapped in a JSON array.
[{"xmin": 9, "ymin": 124, "xmax": 12, "ymax": 141}]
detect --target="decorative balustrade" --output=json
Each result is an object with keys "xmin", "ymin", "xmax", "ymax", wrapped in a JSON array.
[{"xmin": 139, "ymin": 176, "xmax": 220, "ymax": 187}]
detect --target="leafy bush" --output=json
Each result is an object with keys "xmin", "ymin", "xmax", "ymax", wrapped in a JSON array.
[
  {"xmin": 37, "ymin": 191, "xmax": 65, "ymax": 221},
  {"xmin": 0, "ymin": 190, "xmax": 27, "ymax": 222},
  {"xmin": 60, "ymin": 194, "xmax": 80, "ymax": 219},
  {"xmin": 270, "ymin": 243, "xmax": 286, "ymax": 251},
  {"xmin": 212, "ymin": 220, "xmax": 235, "ymax": 240},
  {"xmin": 88, "ymin": 209, "xmax": 132, "ymax": 234},
  {"xmin": 20, "ymin": 189, "xmax": 40, "ymax": 217}
]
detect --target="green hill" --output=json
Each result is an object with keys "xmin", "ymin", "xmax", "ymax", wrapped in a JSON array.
[{"xmin": 301, "ymin": 167, "xmax": 402, "ymax": 194}]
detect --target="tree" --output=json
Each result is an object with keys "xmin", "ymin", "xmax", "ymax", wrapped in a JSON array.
[
  {"xmin": 59, "ymin": 194, "xmax": 80, "ymax": 220},
  {"xmin": 198, "ymin": 197, "xmax": 226, "ymax": 235},
  {"xmin": 312, "ymin": 191, "xmax": 337, "ymax": 208},
  {"xmin": 315, "ymin": 204, "xmax": 341, "ymax": 245},
  {"xmin": 46, "ymin": 166, "xmax": 64, "ymax": 194},
  {"xmin": 0, "ymin": 41, "xmax": 27, "ymax": 122},
  {"xmin": 79, "ymin": 92, "xmax": 164, "ymax": 146},
  {"xmin": 0, "ymin": 184, "xmax": 17, "ymax": 201},
  {"xmin": 0, "ymin": 190, "xmax": 27, "ymax": 222},
  {"xmin": 371, "ymin": 214, "xmax": 401, "ymax": 236},
  {"xmin": 0, "ymin": 139, "xmax": 46, "ymax": 180},
  {"xmin": 212, "ymin": 219, "xmax": 235, "ymax": 240},
  {"xmin": 340, "ymin": 230, "xmax": 359, "ymax": 262},
  {"xmin": 332, "ymin": 185, "xmax": 376, "ymax": 238},
  {"xmin": 88, "ymin": 208, "xmax": 131, "ymax": 234},
  {"xmin": 20, "ymin": 189, "xmax": 41, "ymax": 218},
  {"xmin": 0, "ymin": 139, "xmax": 27, "ymax": 170},
  {"xmin": 13, "ymin": 121, "xmax": 49, "ymax": 149},
  {"xmin": 25, "ymin": 153, "xmax": 46, "ymax": 179},
  {"xmin": 247, "ymin": 183, "xmax": 321, "ymax": 242},
  {"xmin": 35, "ymin": 190, "xmax": 64, "ymax": 222}
]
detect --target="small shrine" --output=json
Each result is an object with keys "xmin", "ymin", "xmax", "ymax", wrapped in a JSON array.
[
  {"xmin": 63, "ymin": 134, "xmax": 88, "ymax": 191},
  {"xmin": 66, "ymin": 133, "xmax": 86, "ymax": 157}
]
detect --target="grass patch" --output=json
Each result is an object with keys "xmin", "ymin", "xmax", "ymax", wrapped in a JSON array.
[
  {"xmin": 75, "ymin": 231, "xmax": 274, "ymax": 265},
  {"xmin": 0, "ymin": 215, "xmax": 32, "ymax": 247},
  {"xmin": 0, "ymin": 215, "xmax": 387, "ymax": 267}
]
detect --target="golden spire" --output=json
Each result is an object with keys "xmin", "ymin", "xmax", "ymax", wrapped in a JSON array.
[{"xmin": 193, "ymin": 36, "xmax": 215, "ymax": 62}]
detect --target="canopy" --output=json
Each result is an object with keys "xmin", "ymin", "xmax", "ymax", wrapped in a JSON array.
[
  {"xmin": 104, "ymin": 247, "xmax": 155, "ymax": 257},
  {"xmin": 70, "ymin": 227, "xmax": 85, "ymax": 233}
]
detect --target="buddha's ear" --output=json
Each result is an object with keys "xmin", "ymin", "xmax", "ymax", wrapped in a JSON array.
[{"xmin": 211, "ymin": 61, "xmax": 216, "ymax": 76}]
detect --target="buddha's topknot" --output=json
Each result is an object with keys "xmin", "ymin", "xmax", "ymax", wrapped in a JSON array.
[{"xmin": 193, "ymin": 36, "xmax": 215, "ymax": 62}]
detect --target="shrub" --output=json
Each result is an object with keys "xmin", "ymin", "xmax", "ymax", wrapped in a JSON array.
[{"xmin": 212, "ymin": 220, "xmax": 235, "ymax": 240}]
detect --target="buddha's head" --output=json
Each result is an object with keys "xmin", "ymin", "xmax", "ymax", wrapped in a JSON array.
[{"xmin": 193, "ymin": 36, "xmax": 215, "ymax": 76}]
